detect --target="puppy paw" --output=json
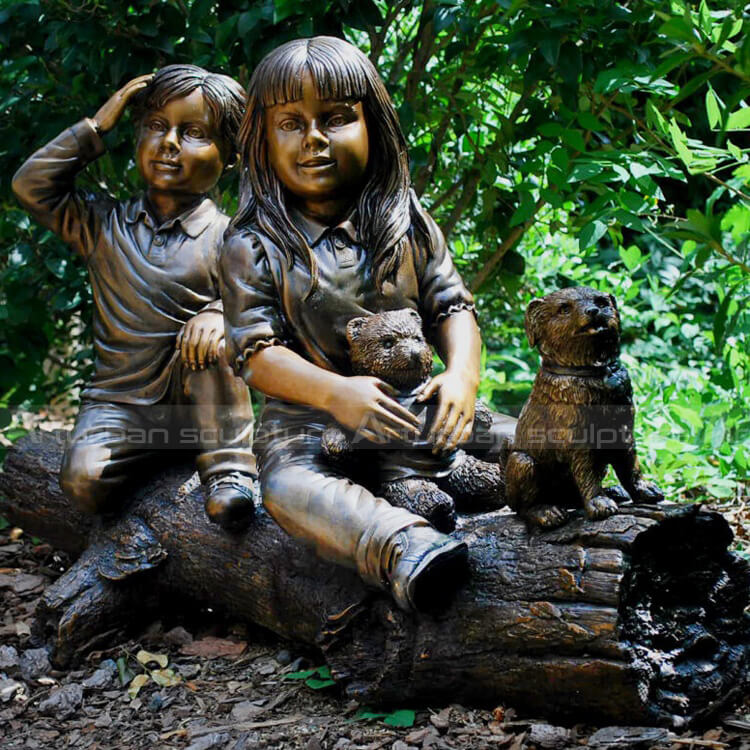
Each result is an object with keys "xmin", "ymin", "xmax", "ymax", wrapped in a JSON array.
[
  {"xmin": 632, "ymin": 480, "xmax": 664, "ymax": 504},
  {"xmin": 604, "ymin": 485, "xmax": 632, "ymax": 504},
  {"xmin": 523, "ymin": 504, "xmax": 569, "ymax": 529},
  {"xmin": 584, "ymin": 494, "xmax": 619, "ymax": 520}
]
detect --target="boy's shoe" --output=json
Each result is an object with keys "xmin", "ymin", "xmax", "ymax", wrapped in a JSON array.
[
  {"xmin": 204, "ymin": 471, "xmax": 256, "ymax": 532},
  {"xmin": 387, "ymin": 525, "xmax": 469, "ymax": 613}
]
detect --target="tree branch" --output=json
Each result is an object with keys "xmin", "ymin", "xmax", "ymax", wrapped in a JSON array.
[{"xmin": 469, "ymin": 198, "xmax": 545, "ymax": 293}]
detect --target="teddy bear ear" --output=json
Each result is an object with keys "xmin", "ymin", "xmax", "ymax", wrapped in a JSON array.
[
  {"xmin": 346, "ymin": 316, "xmax": 368, "ymax": 342},
  {"xmin": 524, "ymin": 298, "xmax": 545, "ymax": 349}
]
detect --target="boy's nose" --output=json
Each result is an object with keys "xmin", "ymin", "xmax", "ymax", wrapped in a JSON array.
[{"xmin": 160, "ymin": 127, "xmax": 181, "ymax": 153}]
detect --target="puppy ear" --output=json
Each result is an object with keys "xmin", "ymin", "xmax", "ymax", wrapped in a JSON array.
[
  {"xmin": 346, "ymin": 316, "xmax": 368, "ymax": 343},
  {"xmin": 525, "ymin": 298, "xmax": 545, "ymax": 349}
]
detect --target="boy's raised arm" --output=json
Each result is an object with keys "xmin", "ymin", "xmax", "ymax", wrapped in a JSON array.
[{"xmin": 11, "ymin": 75, "xmax": 152, "ymax": 259}]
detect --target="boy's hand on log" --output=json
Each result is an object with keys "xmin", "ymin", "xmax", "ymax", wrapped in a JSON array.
[
  {"xmin": 177, "ymin": 311, "xmax": 224, "ymax": 371},
  {"xmin": 326, "ymin": 377, "xmax": 422, "ymax": 445},
  {"xmin": 92, "ymin": 74, "xmax": 154, "ymax": 134},
  {"xmin": 416, "ymin": 370, "xmax": 476, "ymax": 453}
]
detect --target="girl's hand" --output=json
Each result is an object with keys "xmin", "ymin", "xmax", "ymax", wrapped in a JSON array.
[
  {"xmin": 92, "ymin": 74, "xmax": 154, "ymax": 134},
  {"xmin": 416, "ymin": 370, "xmax": 476, "ymax": 453},
  {"xmin": 177, "ymin": 311, "xmax": 224, "ymax": 370},
  {"xmin": 327, "ymin": 376, "xmax": 422, "ymax": 445}
]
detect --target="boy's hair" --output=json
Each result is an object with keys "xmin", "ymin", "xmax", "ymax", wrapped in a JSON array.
[
  {"xmin": 232, "ymin": 36, "xmax": 431, "ymax": 294},
  {"xmin": 131, "ymin": 64, "xmax": 247, "ymax": 156}
]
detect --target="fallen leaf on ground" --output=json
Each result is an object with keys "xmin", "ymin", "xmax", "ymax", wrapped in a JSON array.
[
  {"xmin": 136, "ymin": 649, "xmax": 168, "ymax": 668},
  {"xmin": 180, "ymin": 637, "xmax": 247, "ymax": 658},
  {"xmin": 127, "ymin": 673, "xmax": 149, "ymax": 699}
]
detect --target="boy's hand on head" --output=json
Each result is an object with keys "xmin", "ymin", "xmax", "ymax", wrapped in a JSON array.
[
  {"xmin": 177, "ymin": 310, "xmax": 224, "ymax": 370},
  {"xmin": 92, "ymin": 74, "xmax": 154, "ymax": 134},
  {"xmin": 416, "ymin": 370, "xmax": 476, "ymax": 454}
]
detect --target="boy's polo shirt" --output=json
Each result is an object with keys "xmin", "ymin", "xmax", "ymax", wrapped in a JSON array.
[{"xmin": 12, "ymin": 119, "xmax": 227, "ymax": 405}]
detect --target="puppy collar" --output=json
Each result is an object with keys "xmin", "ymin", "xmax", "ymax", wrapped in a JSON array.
[{"xmin": 542, "ymin": 362, "xmax": 611, "ymax": 377}]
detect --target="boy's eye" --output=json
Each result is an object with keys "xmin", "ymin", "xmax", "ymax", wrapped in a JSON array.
[
  {"xmin": 148, "ymin": 120, "xmax": 166, "ymax": 132},
  {"xmin": 279, "ymin": 119, "xmax": 300, "ymax": 132},
  {"xmin": 185, "ymin": 126, "xmax": 205, "ymax": 138}
]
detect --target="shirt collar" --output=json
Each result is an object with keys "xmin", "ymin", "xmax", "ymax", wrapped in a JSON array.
[
  {"xmin": 288, "ymin": 205, "xmax": 359, "ymax": 247},
  {"xmin": 125, "ymin": 195, "xmax": 218, "ymax": 238}
]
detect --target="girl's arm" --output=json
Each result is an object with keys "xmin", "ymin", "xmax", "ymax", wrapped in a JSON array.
[
  {"xmin": 416, "ymin": 309, "xmax": 481, "ymax": 453},
  {"xmin": 247, "ymin": 345, "xmax": 421, "ymax": 443}
]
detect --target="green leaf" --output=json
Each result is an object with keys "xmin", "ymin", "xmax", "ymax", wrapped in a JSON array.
[
  {"xmin": 619, "ymin": 245, "xmax": 642, "ymax": 271},
  {"xmin": 671, "ymin": 404, "xmax": 703, "ymax": 431},
  {"xmin": 117, "ymin": 656, "xmax": 135, "ymax": 686},
  {"xmin": 579, "ymin": 220, "xmax": 608, "ymax": 250},
  {"xmin": 726, "ymin": 108, "xmax": 750, "ymax": 131},
  {"xmin": 305, "ymin": 677, "xmax": 336, "ymax": 690},
  {"xmin": 0, "ymin": 516, "xmax": 10, "ymax": 531},
  {"xmin": 539, "ymin": 36, "xmax": 560, "ymax": 66},
  {"xmin": 705, "ymin": 87, "xmax": 722, "ymax": 130},
  {"xmin": 384, "ymin": 709, "xmax": 416, "ymax": 728},
  {"xmin": 283, "ymin": 668, "xmax": 319, "ymax": 680},
  {"xmin": 560, "ymin": 129, "xmax": 586, "ymax": 152},
  {"xmin": 509, "ymin": 191, "xmax": 536, "ymax": 227},
  {"xmin": 577, "ymin": 111, "xmax": 604, "ymax": 131}
]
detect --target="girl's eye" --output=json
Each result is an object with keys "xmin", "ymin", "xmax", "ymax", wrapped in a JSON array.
[
  {"xmin": 328, "ymin": 114, "xmax": 347, "ymax": 127},
  {"xmin": 185, "ymin": 127, "xmax": 205, "ymax": 138},
  {"xmin": 148, "ymin": 120, "xmax": 166, "ymax": 132},
  {"xmin": 279, "ymin": 119, "xmax": 299, "ymax": 132}
]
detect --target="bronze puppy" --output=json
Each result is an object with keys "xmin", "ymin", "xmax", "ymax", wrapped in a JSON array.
[{"xmin": 506, "ymin": 287, "xmax": 663, "ymax": 528}]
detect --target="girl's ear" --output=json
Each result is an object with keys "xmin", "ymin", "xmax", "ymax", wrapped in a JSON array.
[
  {"xmin": 222, "ymin": 152, "xmax": 239, "ymax": 174},
  {"xmin": 346, "ymin": 316, "xmax": 368, "ymax": 343}
]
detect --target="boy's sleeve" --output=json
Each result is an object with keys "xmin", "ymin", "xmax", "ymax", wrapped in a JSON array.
[
  {"xmin": 219, "ymin": 230, "xmax": 290, "ymax": 379},
  {"xmin": 416, "ymin": 211, "xmax": 476, "ymax": 330},
  {"xmin": 11, "ymin": 119, "xmax": 108, "ymax": 260}
]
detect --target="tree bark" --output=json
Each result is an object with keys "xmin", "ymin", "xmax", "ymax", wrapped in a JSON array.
[{"xmin": 1, "ymin": 432, "xmax": 748, "ymax": 727}]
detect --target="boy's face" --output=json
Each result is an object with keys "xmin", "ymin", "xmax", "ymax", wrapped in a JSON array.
[{"xmin": 136, "ymin": 89, "xmax": 227, "ymax": 197}]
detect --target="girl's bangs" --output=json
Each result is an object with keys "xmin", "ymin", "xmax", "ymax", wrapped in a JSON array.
[{"xmin": 258, "ymin": 40, "xmax": 369, "ymax": 107}]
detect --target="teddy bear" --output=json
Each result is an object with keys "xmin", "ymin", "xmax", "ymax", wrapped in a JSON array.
[
  {"xmin": 321, "ymin": 308, "xmax": 506, "ymax": 532},
  {"xmin": 505, "ymin": 287, "xmax": 663, "ymax": 529}
]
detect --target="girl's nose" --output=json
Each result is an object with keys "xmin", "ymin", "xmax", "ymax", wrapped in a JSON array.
[
  {"xmin": 160, "ymin": 127, "xmax": 181, "ymax": 153},
  {"xmin": 302, "ymin": 121, "xmax": 329, "ymax": 152}
]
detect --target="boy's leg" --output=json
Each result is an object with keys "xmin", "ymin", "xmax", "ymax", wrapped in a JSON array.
[
  {"xmin": 60, "ymin": 401, "xmax": 153, "ymax": 514},
  {"xmin": 258, "ymin": 410, "xmax": 468, "ymax": 613},
  {"xmin": 177, "ymin": 352, "xmax": 256, "ymax": 530}
]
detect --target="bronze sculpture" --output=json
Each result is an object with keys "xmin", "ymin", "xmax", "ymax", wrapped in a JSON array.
[
  {"xmin": 219, "ymin": 36, "xmax": 515, "ymax": 612},
  {"xmin": 505, "ymin": 287, "xmax": 664, "ymax": 528},
  {"xmin": 320, "ymin": 308, "xmax": 506, "ymax": 532},
  {"xmin": 12, "ymin": 65, "xmax": 257, "ymax": 531}
]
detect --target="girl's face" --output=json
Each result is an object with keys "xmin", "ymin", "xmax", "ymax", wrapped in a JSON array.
[{"xmin": 264, "ymin": 71, "xmax": 369, "ymax": 219}]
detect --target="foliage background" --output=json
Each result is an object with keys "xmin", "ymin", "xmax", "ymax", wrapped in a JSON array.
[{"xmin": 0, "ymin": 0, "xmax": 748, "ymax": 509}]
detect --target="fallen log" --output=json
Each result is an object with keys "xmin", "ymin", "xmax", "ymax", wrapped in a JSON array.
[{"xmin": 0, "ymin": 431, "xmax": 748, "ymax": 727}]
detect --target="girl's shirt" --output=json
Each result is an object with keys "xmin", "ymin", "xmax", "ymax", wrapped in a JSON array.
[{"xmin": 219, "ymin": 204, "xmax": 475, "ymax": 382}]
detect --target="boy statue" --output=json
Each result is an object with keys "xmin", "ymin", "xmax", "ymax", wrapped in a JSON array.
[{"xmin": 12, "ymin": 65, "xmax": 257, "ymax": 531}]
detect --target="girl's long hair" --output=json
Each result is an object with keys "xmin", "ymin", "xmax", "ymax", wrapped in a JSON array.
[{"xmin": 231, "ymin": 36, "xmax": 430, "ymax": 293}]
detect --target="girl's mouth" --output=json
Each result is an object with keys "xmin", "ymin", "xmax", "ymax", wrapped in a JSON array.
[
  {"xmin": 152, "ymin": 161, "xmax": 181, "ymax": 172},
  {"xmin": 298, "ymin": 158, "xmax": 335, "ymax": 170}
]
